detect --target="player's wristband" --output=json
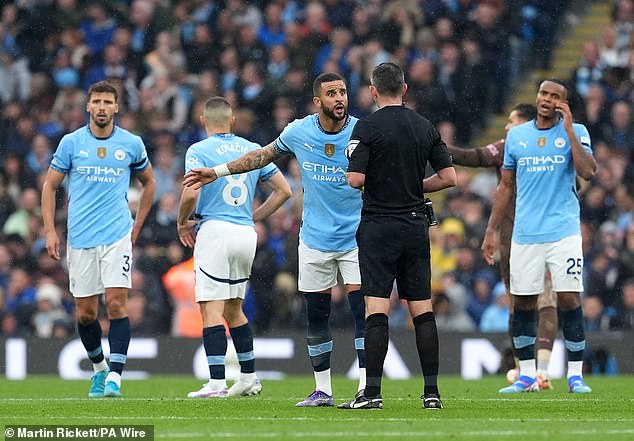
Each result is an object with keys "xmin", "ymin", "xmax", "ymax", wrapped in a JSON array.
[{"xmin": 213, "ymin": 163, "xmax": 230, "ymax": 177}]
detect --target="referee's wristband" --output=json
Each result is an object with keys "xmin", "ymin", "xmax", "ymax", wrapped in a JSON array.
[{"xmin": 213, "ymin": 163, "xmax": 230, "ymax": 177}]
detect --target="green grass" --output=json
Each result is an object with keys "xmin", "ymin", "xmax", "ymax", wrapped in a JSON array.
[{"xmin": 2, "ymin": 375, "xmax": 634, "ymax": 440}]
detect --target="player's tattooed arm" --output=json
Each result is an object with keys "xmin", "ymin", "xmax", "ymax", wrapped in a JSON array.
[
  {"xmin": 183, "ymin": 143, "xmax": 283, "ymax": 189},
  {"xmin": 228, "ymin": 144, "xmax": 282, "ymax": 174}
]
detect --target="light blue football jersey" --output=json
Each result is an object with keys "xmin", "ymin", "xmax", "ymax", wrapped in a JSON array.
[
  {"xmin": 50, "ymin": 125, "xmax": 149, "ymax": 248},
  {"xmin": 503, "ymin": 118, "xmax": 592, "ymax": 244},
  {"xmin": 274, "ymin": 114, "xmax": 362, "ymax": 252},
  {"xmin": 185, "ymin": 133, "xmax": 279, "ymax": 226}
]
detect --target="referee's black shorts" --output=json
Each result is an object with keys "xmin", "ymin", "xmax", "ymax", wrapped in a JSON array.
[{"xmin": 356, "ymin": 212, "xmax": 431, "ymax": 301}]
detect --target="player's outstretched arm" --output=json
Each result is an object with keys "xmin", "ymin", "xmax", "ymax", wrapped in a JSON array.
[
  {"xmin": 447, "ymin": 144, "xmax": 503, "ymax": 168},
  {"xmin": 176, "ymin": 184, "xmax": 200, "ymax": 249},
  {"xmin": 131, "ymin": 164, "xmax": 156, "ymax": 246},
  {"xmin": 481, "ymin": 169, "xmax": 515, "ymax": 266},
  {"xmin": 422, "ymin": 166, "xmax": 457, "ymax": 192},
  {"xmin": 41, "ymin": 168, "xmax": 66, "ymax": 261},
  {"xmin": 253, "ymin": 171, "xmax": 292, "ymax": 222},
  {"xmin": 183, "ymin": 144, "xmax": 282, "ymax": 189}
]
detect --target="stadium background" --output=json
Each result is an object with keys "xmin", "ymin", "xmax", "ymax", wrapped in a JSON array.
[{"xmin": 0, "ymin": 0, "xmax": 633, "ymax": 378}]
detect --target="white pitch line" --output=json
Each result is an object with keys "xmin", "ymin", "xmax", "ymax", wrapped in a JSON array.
[
  {"xmin": 2, "ymin": 397, "xmax": 633, "ymax": 402},
  {"xmin": 3, "ymin": 415, "xmax": 634, "ymax": 423},
  {"xmin": 155, "ymin": 429, "xmax": 634, "ymax": 439}
]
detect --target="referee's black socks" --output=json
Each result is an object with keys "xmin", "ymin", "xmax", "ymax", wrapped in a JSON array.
[
  {"xmin": 364, "ymin": 313, "xmax": 389, "ymax": 398},
  {"xmin": 413, "ymin": 312, "xmax": 440, "ymax": 396}
]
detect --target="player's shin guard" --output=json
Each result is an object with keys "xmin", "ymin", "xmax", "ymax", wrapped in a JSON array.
[
  {"xmin": 230, "ymin": 323, "xmax": 255, "ymax": 374},
  {"xmin": 561, "ymin": 307, "xmax": 585, "ymax": 377},
  {"xmin": 108, "ymin": 317, "xmax": 130, "ymax": 376},
  {"xmin": 305, "ymin": 292, "xmax": 333, "ymax": 373},
  {"xmin": 413, "ymin": 312, "xmax": 440, "ymax": 396},
  {"xmin": 364, "ymin": 313, "xmax": 388, "ymax": 398},
  {"xmin": 348, "ymin": 290, "xmax": 366, "ymax": 369},
  {"xmin": 203, "ymin": 325, "xmax": 227, "ymax": 380},
  {"xmin": 78, "ymin": 320, "xmax": 105, "ymax": 365}
]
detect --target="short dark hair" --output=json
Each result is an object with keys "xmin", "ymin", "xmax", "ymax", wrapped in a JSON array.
[
  {"xmin": 541, "ymin": 78, "xmax": 568, "ymax": 99},
  {"xmin": 312, "ymin": 72, "xmax": 345, "ymax": 97},
  {"xmin": 87, "ymin": 81, "xmax": 118, "ymax": 102},
  {"xmin": 370, "ymin": 62, "xmax": 404, "ymax": 97},
  {"xmin": 512, "ymin": 103, "xmax": 537, "ymax": 121}
]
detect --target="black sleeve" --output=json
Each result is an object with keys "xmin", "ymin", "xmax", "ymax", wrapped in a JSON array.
[
  {"xmin": 346, "ymin": 119, "xmax": 373, "ymax": 174},
  {"xmin": 427, "ymin": 124, "xmax": 453, "ymax": 172}
]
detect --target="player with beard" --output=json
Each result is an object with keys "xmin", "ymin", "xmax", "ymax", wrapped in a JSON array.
[
  {"xmin": 183, "ymin": 73, "xmax": 366, "ymax": 407},
  {"xmin": 42, "ymin": 81, "xmax": 155, "ymax": 398}
]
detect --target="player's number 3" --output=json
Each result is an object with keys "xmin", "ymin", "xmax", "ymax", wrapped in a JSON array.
[{"xmin": 222, "ymin": 174, "xmax": 248, "ymax": 206}]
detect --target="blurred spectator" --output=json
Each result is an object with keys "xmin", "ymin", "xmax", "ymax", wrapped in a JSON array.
[
  {"xmin": 579, "ymin": 83, "xmax": 609, "ymax": 142},
  {"xmin": 0, "ymin": 46, "xmax": 31, "ymax": 103},
  {"xmin": 479, "ymin": 282, "xmax": 510, "ymax": 332},
  {"xmin": 617, "ymin": 278, "xmax": 634, "ymax": 329},
  {"xmin": 250, "ymin": 222, "xmax": 282, "ymax": 332},
  {"xmin": 5, "ymin": 267, "xmax": 36, "ymax": 315},
  {"xmin": 433, "ymin": 293, "xmax": 476, "ymax": 332},
  {"xmin": 31, "ymin": 282, "xmax": 71, "ymax": 338},
  {"xmin": 583, "ymin": 295, "xmax": 611, "ymax": 331},
  {"xmin": 26, "ymin": 135, "xmax": 53, "ymax": 176},
  {"xmin": 467, "ymin": 269, "xmax": 496, "ymax": 326},
  {"xmin": 599, "ymin": 24, "xmax": 629, "ymax": 68},
  {"xmin": 3, "ymin": 188, "xmax": 40, "ymax": 241},
  {"xmin": 79, "ymin": 3, "xmax": 116, "ymax": 59},
  {"xmin": 572, "ymin": 40, "xmax": 605, "ymax": 99},
  {"xmin": 162, "ymin": 257, "xmax": 201, "ymax": 337},
  {"xmin": 258, "ymin": 2, "xmax": 286, "ymax": 48},
  {"xmin": 601, "ymin": 100, "xmax": 634, "ymax": 154}
]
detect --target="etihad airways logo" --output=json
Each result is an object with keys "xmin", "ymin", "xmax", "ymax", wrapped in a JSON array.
[
  {"xmin": 518, "ymin": 155, "xmax": 566, "ymax": 173},
  {"xmin": 77, "ymin": 166, "xmax": 125, "ymax": 183},
  {"xmin": 302, "ymin": 162, "xmax": 346, "ymax": 174},
  {"xmin": 517, "ymin": 155, "xmax": 566, "ymax": 166},
  {"xmin": 302, "ymin": 161, "xmax": 347, "ymax": 183},
  {"xmin": 77, "ymin": 166, "xmax": 126, "ymax": 176}
]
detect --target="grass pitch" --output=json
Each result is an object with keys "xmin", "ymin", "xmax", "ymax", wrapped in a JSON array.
[{"xmin": 2, "ymin": 375, "xmax": 634, "ymax": 440}]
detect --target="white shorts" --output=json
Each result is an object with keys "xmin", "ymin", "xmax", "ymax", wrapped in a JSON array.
[
  {"xmin": 298, "ymin": 240, "xmax": 361, "ymax": 292},
  {"xmin": 510, "ymin": 235, "xmax": 584, "ymax": 296},
  {"xmin": 67, "ymin": 232, "xmax": 132, "ymax": 298},
  {"xmin": 194, "ymin": 220, "xmax": 257, "ymax": 302}
]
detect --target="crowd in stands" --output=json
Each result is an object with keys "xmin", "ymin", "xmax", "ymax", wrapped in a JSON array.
[{"xmin": 1, "ymin": 0, "xmax": 633, "ymax": 339}]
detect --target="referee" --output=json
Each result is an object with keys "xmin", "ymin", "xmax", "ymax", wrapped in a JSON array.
[{"xmin": 339, "ymin": 62, "xmax": 456, "ymax": 410}]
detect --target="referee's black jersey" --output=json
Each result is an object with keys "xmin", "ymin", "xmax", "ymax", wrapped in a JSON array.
[{"xmin": 346, "ymin": 105, "xmax": 452, "ymax": 216}]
